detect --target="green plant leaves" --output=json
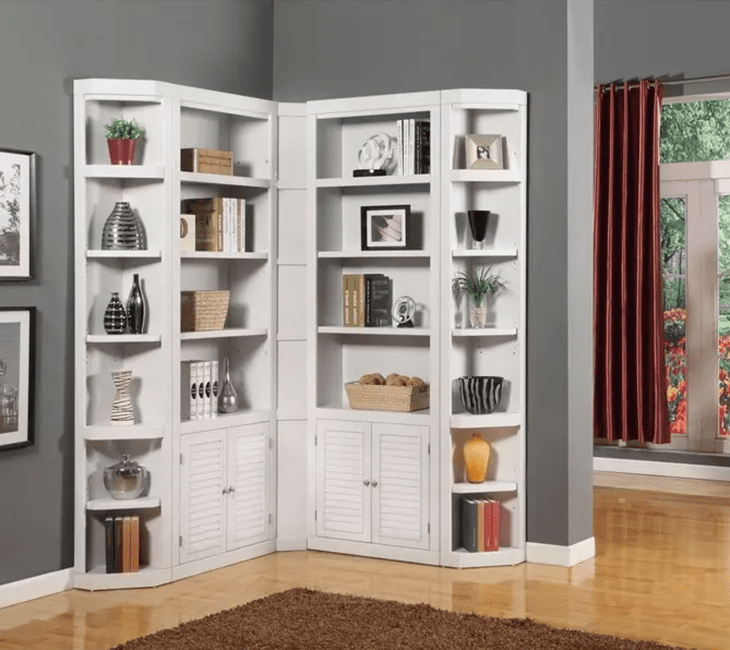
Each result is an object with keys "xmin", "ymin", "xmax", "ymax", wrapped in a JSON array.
[{"xmin": 103, "ymin": 117, "xmax": 144, "ymax": 140}]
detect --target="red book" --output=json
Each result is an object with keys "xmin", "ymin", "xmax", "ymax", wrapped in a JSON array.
[{"xmin": 491, "ymin": 499, "xmax": 500, "ymax": 551}]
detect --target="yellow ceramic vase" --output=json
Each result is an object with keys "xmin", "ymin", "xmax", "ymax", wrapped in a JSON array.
[{"xmin": 463, "ymin": 433, "xmax": 490, "ymax": 483}]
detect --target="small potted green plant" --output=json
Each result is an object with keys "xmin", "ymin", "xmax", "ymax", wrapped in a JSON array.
[
  {"xmin": 104, "ymin": 117, "xmax": 144, "ymax": 165},
  {"xmin": 453, "ymin": 267, "xmax": 506, "ymax": 328}
]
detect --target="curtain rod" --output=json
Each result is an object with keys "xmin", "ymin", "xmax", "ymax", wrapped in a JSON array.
[{"xmin": 595, "ymin": 72, "xmax": 730, "ymax": 92}]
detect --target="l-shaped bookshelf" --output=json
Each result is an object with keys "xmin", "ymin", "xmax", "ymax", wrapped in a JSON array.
[{"xmin": 74, "ymin": 79, "xmax": 526, "ymax": 590}]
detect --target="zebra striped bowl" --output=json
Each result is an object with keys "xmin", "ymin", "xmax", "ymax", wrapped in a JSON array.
[{"xmin": 457, "ymin": 376, "xmax": 503, "ymax": 415}]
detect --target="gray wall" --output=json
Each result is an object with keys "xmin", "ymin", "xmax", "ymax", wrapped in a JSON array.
[
  {"xmin": 0, "ymin": 0, "xmax": 273, "ymax": 586},
  {"xmin": 274, "ymin": 0, "xmax": 595, "ymax": 547},
  {"xmin": 594, "ymin": 0, "xmax": 730, "ymax": 466}
]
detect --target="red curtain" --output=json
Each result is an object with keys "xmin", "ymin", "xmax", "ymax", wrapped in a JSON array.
[{"xmin": 593, "ymin": 80, "xmax": 670, "ymax": 444}]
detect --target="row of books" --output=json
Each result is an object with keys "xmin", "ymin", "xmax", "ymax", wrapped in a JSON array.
[
  {"xmin": 342, "ymin": 274, "xmax": 392, "ymax": 327},
  {"xmin": 104, "ymin": 515, "xmax": 140, "ymax": 573},
  {"xmin": 182, "ymin": 197, "xmax": 246, "ymax": 252},
  {"xmin": 396, "ymin": 119, "xmax": 430, "ymax": 175},
  {"xmin": 461, "ymin": 497, "xmax": 501, "ymax": 553},
  {"xmin": 181, "ymin": 359, "xmax": 219, "ymax": 420}
]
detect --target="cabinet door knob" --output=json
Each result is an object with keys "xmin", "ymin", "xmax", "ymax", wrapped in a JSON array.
[
  {"xmin": 363, "ymin": 479, "xmax": 370, "ymax": 487},
  {"xmin": 371, "ymin": 480, "xmax": 378, "ymax": 488},
  {"xmin": 229, "ymin": 486, "xmax": 236, "ymax": 493},
  {"xmin": 222, "ymin": 487, "xmax": 229, "ymax": 495}
]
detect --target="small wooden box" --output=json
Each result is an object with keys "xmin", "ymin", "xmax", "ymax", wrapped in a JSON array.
[
  {"xmin": 180, "ymin": 148, "xmax": 233, "ymax": 176},
  {"xmin": 179, "ymin": 214, "xmax": 195, "ymax": 252}
]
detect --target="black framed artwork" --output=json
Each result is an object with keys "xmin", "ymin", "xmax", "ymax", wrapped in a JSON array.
[
  {"xmin": 360, "ymin": 204, "xmax": 410, "ymax": 251},
  {"xmin": 0, "ymin": 148, "xmax": 36, "ymax": 280},
  {"xmin": 0, "ymin": 307, "xmax": 36, "ymax": 450}
]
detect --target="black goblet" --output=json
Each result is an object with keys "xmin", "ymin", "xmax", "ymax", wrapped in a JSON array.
[{"xmin": 467, "ymin": 210, "xmax": 490, "ymax": 248}]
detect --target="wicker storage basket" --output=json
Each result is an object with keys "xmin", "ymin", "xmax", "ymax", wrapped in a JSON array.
[
  {"xmin": 345, "ymin": 382, "xmax": 430, "ymax": 412},
  {"xmin": 180, "ymin": 290, "xmax": 230, "ymax": 332},
  {"xmin": 180, "ymin": 148, "xmax": 233, "ymax": 176}
]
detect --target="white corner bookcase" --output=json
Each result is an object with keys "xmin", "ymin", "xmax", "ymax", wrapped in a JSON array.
[{"xmin": 74, "ymin": 81, "xmax": 527, "ymax": 592}]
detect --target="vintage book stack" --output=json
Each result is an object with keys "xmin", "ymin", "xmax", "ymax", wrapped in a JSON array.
[
  {"xmin": 181, "ymin": 359, "xmax": 220, "ymax": 420},
  {"xmin": 395, "ymin": 119, "xmax": 430, "ymax": 175},
  {"xmin": 104, "ymin": 514, "xmax": 141, "ymax": 573},
  {"xmin": 183, "ymin": 197, "xmax": 247, "ymax": 253},
  {"xmin": 342, "ymin": 274, "xmax": 392, "ymax": 327},
  {"xmin": 461, "ymin": 497, "xmax": 501, "ymax": 553}
]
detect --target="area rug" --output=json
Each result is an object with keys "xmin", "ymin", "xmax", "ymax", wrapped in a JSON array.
[{"xmin": 110, "ymin": 587, "xmax": 692, "ymax": 650}]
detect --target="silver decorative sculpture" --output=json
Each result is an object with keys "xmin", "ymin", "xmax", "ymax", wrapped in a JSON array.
[
  {"xmin": 392, "ymin": 295, "xmax": 416, "ymax": 328},
  {"xmin": 217, "ymin": 357, "xmax": 239, "ymax": 413}
]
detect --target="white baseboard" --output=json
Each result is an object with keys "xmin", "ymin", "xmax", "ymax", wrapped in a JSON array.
[
  {"xmin": 594, "ymin": 456, "xmax": 730, "ymax": 481},
  {"xmin": 526, "ymin": 536, "xmax": 595, "ymax": 567},
  {"xmin": 0, "ymin": 568, "xmax": 74, "ymax": 609},
  {"xmin": 275, "ymin": 538, "xmax": 307, "ymax": 552}
]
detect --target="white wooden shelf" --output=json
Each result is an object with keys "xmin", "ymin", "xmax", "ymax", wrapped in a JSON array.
[
  {"xmin": 179, "ymin": 327, "xmax": 268, "ymax": 341},
  {"xmin": 318, "ymin": 326, "xmax": 431, "ymax": 337},
  {"xmin": 316, "ymin": 175, "xmax": 431, "ymax": 188},
  {"xmin": 86, "ymin": 497, "xmax": 161, "ymax": 511},
  {"xmin": 180, "ymin": 171, "xmax": 270, "ymax": 188},
  {"xmin": 452, "ymin": 249, "xmax": 517, "ymax": 259},
  {"xmin": 318, "ymin": 251, "xmax": 430, "ymax": 259},
  {"xmin": 86, "ymin": 334, "xmax": 162, "ymax": 344},
  {"xmin": 87, "ymin": 250, "xmax": 162, "ymax": 260},
  {"xmin": 315, "ymin": 406, "xmax": 431, "ymax": 426},
  {"xmin": 180, "ymin": 251, "xmax": 268, "ymax": 260},
  {"xmin": 452, "ymin": 481, "xmax": 518, "ymax": 494},
  {"xmin": 84, "ymin": 424, "xmax": 165, "ymax": 441},
  {"xmin": 450, "ymin": 413, "xmax": 521, "ymax": 429},
  {"xmin": 180, "ymin": 409, "xmax": 271, "ymax": 435},
  {"xmin": 442, "ymin": 547, "xmax": 526, "ymax": 568},
  {"xmin": 450, "ymin": 169, "xmax": 521, "ymax": 184},
  {"xmin": 85, "ymin": 165, "xmax": 165, "ymax": 179},
  {"xmin": 74, "ymin": 566, "xmax": 171, "ymax": 591},
  {"xmin": 451, "ymin": 328, "xmax": 517, "ymax": 338}
]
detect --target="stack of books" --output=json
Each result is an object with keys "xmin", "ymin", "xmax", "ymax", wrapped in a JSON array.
[
  {"xmin": 342, "ymin": 274, "xmax": 392, "ymax": 327},
  {"xmin": 104, "ymin": 514, "xmax": 140, "ymax": 573},
  {"xmin": 181, "ymin": 359, "xmax": 219, "ymax": 420},
  {"xmin": 461, "ymin": 497, "xmax": 500, "ymax": 552},
  {"xmin": 183, "ymin": 197, "xmax": 246, "ymax": 252},
  {"xmin": 396, "ymin": 119, "xmax": 430, "ymax": 175}
]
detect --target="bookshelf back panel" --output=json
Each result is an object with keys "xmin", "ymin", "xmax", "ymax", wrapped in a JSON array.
[
  {"xmin": 85, "ymin": 100, "xmax": 165, "ymax": 167},
  {"xmin": 449, "ymin": 109, "xmax": 523, "ymax": 172},
  {"xmin": 316, "ymin": 111, "xmax": 431, "ymax": 179},
  {"xmin": 180, "ymin": 107, "xmax": 271, "ymax": 178},
  {"xmin": 449, "ymin": 338, "xmax": 521, "ymax": 416},
  {"xmin": 278, "ymin": 265, "xmax": 308, "ymax": 336},
  {"xmin": 315, "ymin": 333, "xmax": 343, "ymax": 407},
  {"xmin": 316, "ymin": 187, "xmax": 433, "ymax": 253},
  {"xmin": 86, "ymin": 179, "xmax": 167, "ymax": 253},
  {"xmin": 180, "ymin": 337, "xmax": 271, "ymax": 413},
  {"xmin": 318, "ymin": 260, "xmax": 431, "ymax": 328},
  {"xmin": 86, "ymin": 346, "xmax": 169, "ymax": 426},
  {"xmin": 277, "ymin": 341, "xmax": 307, "ymax": 419},
  {"xmin": 449, "ymin": 183, "xmax": 521, "ymax": 252}
]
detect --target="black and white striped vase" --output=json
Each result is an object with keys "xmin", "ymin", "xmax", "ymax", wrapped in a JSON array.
[
  {"xmin": 101, "ymin": 201, "xmax": 146, "ymax": 250},
  {"xmin": 110, "ymin": 369, "xmax": 134, "ymax": 425},
  {"xmin": 103, "ymin": 292, "xmax": 127, "ymax": 334},
  {"xmin": 457, "ymin": 376, "xmax": 503, "ymax": 415}
]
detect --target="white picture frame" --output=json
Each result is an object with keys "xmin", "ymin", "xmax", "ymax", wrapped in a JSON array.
[{"xmin": 465, "ymin": 134, "xmax": 504, "ymax": 170}]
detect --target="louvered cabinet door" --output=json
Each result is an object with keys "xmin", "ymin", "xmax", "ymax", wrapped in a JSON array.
[
  {"xmin": 316, "ymin": 419, "xmax": 371, "ymax": 542},
  {"xmin": 226, "ymin": 423, "xmax": 270, "ymax": 551},
  {"xmin": 180, "ymin": 429, "xmax": 227, "ymax": 563},
  {"xmin": 371, "ymin": 423, "xmax": 430, "ymax": 549}
]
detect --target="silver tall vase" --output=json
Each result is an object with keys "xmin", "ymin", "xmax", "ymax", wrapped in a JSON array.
[
  {"xmin": 217, "ymin": 357, "xmax": 239, "ymax": 413},
  {"xmin": 101, "ymin": 201, "xmax": 146, "ymax": 250}
]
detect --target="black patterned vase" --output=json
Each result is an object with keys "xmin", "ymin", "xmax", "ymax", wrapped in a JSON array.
[
  {"xmin": 467, "ymin": 210, "xmax": 490, "ymax": 248},
  {"xmin": 457, "ymin": 376, "xmax": 503, "ymax": 415},
  {"xmin": 104, "ymin": 292, "xmax": 127, "ymax": 334},
  {"xmin": 101, "ymin": 201, "xmax": 146, "ymax": 250},
  {"xmin": 126, "ymin": 273, "xmax": 147, "ymax": 334}
]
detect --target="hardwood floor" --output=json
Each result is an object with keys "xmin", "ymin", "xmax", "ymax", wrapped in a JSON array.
[{"xmin": 1, "ymin": 475, "xmax": 729, "ymax": 650}]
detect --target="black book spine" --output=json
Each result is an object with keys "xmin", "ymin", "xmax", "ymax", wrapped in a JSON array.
[
  {"xmin": 420, "ymin": 121, "xmax": 431, "ymax": 175},
  {"xmin": 415, "ymin": 122, "xmax": 422, "ymax": 175},
  {"xmin": 462, "ymin": 498, "xmax": 478, "ymax": 553},
  {"xmin": 105, "ymin": 515, "xmax": 115, "ymax": 574},
  {"xmin": 369, "ymin": 276, "xmax": 392, "ymax": 327}
]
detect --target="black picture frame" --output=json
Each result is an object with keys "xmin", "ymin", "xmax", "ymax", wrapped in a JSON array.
[
  {"xmin": 360, "ymin": 204, "xmax": 410, "ymax": 251},
  {"xmin": 0, "ymin": 307, "xmax": 36, "ymax": 451},
  {"xmin": 0, "ymin": 148, "xmax": 36, "ymax": 280}
]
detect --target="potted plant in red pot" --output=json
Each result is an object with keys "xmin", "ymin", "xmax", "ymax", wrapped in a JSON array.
[{"xmin": 104, "ymin": 117, "xmax": 143, "ymax": 165}]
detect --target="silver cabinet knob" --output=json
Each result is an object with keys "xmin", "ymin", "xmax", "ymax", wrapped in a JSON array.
[
  {"xmin": 222, "ymin": 487, "xmax": 230, "ymax": 495},
  {"xmin": 363, "ymin": 479, "xmax": 370, "ymax": 486},
  {"xmin": 371, "ymin": 480, "xmax": 378, "ymax": 488},
  {"xmin": 228, "ymin": 486, "xmax": 235, "ymax": 493}
]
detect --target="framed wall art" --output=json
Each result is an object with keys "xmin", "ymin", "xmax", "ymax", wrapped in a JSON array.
[
  {"xmin": 360, "ymin": 204, "xmax": 410, "ymax": 251},
  {"xmin": 0, "ymin": 149, "xmax": 36, "ymax": 280},
  {"xmin": 0, "ymin": 307, "xmax": 35, "ymax": 450},
  {"xmin": 465, "ymin": 134, "xmax": 503, "ymax": 170}
]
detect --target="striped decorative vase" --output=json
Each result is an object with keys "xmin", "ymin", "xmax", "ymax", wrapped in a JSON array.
[
  {"xmin": 111, "ymin": 370, "xmax": 134, "ymax": 425},
  {"xmin": 103, "ymin": 292, "xmax": 127, "ymax": 334},
  {"xmin": 463, "ymin": 433, "xmax": 490, "ymax": 483},
  {"xmin": 101, "ymin": 201, "xmax": 146, "ymax": 250},
  {"xmin": 457, "ymin": 376, "xmax": 503, "ymax": 415}
]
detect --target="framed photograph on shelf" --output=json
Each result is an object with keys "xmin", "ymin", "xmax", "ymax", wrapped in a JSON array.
[
  {"xmin": 360, "ymin": 204, "xmax": 410, "ymax": 251},
  {"xmin": 0, "ymin": 307, "xmax": 35, "ymax": 451},
  {"xmin": 465, "ymin": 134, "xmax": 503, "ymax": 170},
  {"xmin": 0, "ymin": 149, "xmax": 36, "ymax": 280}
]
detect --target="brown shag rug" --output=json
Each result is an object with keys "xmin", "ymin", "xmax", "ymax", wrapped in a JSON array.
[{"xmin": 110, "ymin": 587, "xmax": 692, "ymax": 650}]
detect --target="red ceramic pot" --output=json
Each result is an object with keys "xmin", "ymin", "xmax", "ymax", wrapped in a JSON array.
[{"xmin": 107, "ymin": 139, "xmax": 137, "ymax": 165}]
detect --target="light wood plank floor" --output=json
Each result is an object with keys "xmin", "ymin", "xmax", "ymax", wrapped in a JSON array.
[{"xmin": 1, "ymin": 473, "xmax": 729, "ymax": 650}]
